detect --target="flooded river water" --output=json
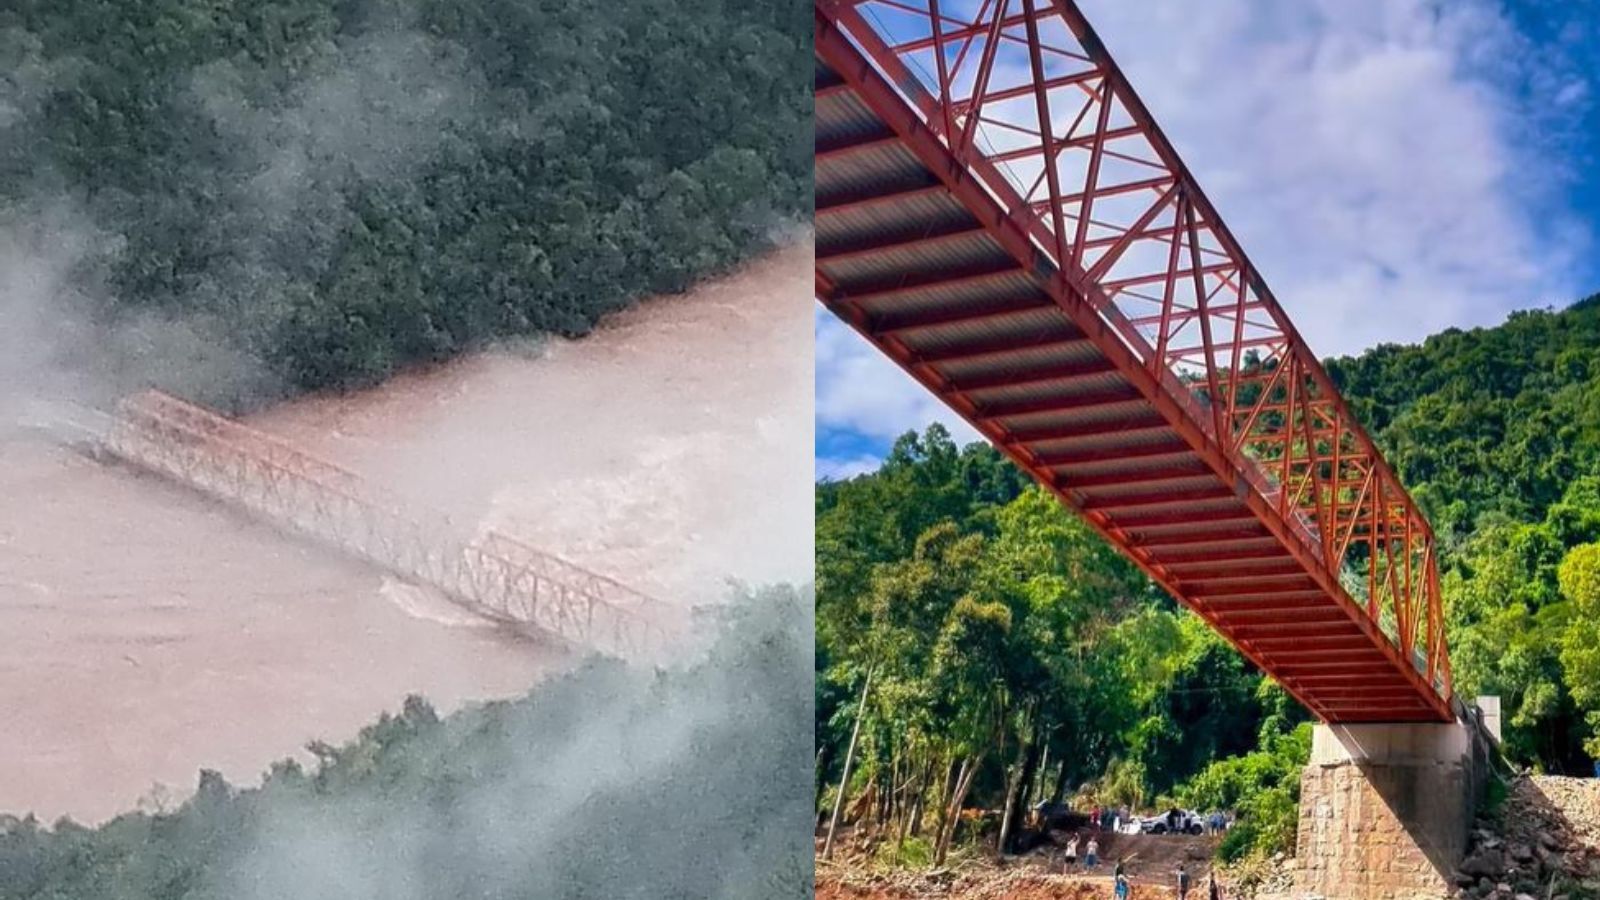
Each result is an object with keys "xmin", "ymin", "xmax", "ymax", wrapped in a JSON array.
[{"xmin": 0, "ymin": 242, "xmax": 812, "ymax": 823}]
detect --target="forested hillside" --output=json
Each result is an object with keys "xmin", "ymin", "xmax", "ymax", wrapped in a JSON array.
[
  {"xmin": 0, "ymin": 587, "xmax": 813, "ymax": 899},
  {"xmin": 0, "ymin": 0, "xmax": 808, "ymax": 403},
  {"xmin": 816, "ymin": 294, "xmax": 1600, "ymax": 865},
  {"xmin": 1327, "ymin": 295, "xmax": 1600, "ymax": 772}
]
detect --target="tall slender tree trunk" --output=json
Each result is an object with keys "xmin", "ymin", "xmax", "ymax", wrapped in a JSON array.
[
  {"xmin": 934, "ymin": 753, "xmax": 982, "ymax": 868},
  {"xmin": 933, "ymin": 756, "xmax": 971, "ymax": 868},
  {"xmin": 998, "ymin": 714, "xmax": 1042, "ymax": 857},
  {"xmin": 880, "ymin": 751, "xmax": 898, "ymax": 834},
  {"xmin": 815, "ymin": 744, "xmax": 830, "ymax": 809},
  {"xmin": 895, "ymin": 754, "xmax": 921, "ymax": 858},
  {"xmin": 822, "ymin": 667, "xmax": 872, "ymax": 859},
  {"xmin": 1033, "ymin": 744, "xmax": 1050, "ymax": 809},
  {"xmin": 932, "ymin": 752, "xmax": 957, "ymax": 852},
  {"xmin": 1050, "ymin": 756, "xmax": 1071, "ymax": 806},
  {"xmin": 909, "ymin": 755, "xmax": 934, "ymax": 838},
  {"xmin": 996, "ymin": 741, "xmax": 1028, "ymax": 858}
]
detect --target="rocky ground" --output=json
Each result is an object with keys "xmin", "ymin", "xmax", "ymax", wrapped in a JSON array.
[
  {"xmin": 815, "ymin": 863, "xmax": 1181, "ymax": 899},
  {"xmin": 1214, "ymin": 854, "xmax": 1294, "ymax": 899},
  {"xmin": 1453, "ymin": 776, "xmax": 1600, "ymax": 900}
]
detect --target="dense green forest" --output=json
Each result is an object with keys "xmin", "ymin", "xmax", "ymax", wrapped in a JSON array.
[
  {"xmin": 1327, "ymin": 296, "xmax": 1600, "ymax": 772},
  {"xmin": 816, "ymin": 294, "xmax": 1600, "ymax": 865},
  {"xmin": 0, "ymin": 0, "xmax": 808, "ymax": 404},
  {"xmin": 0, "ymin": 587, "xmax": 812, "ymax": 899}
]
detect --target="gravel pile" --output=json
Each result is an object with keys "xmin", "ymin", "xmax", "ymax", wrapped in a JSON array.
[{"xmin": 1454, "ymin": 776, "xmax": 1600, "ymax": 899}]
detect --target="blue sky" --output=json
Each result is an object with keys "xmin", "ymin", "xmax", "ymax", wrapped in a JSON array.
[{"xmin": 816, "ymin": 0, "xmax": 1600, "ymax": 480}]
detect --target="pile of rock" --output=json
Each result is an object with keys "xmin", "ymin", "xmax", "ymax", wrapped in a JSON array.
[
  {"xmin": 1454, "ymin": 776, "xmax": 1600, "ymax": 899},
  {"xmin": 1534, "ymin": 777, "xmax": 1600, "ymax": 850},
  {"xmin": 1219, "ymin": 851, "xmax": 1293, "ymax": 898}
]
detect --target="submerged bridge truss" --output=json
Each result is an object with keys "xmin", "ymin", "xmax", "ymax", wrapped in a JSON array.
[{"xmin": 103, "ymin": 390, "xmax": 670, "ymax": 659}]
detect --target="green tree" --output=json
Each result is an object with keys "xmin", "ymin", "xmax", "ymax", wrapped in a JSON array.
[{"xmin": 1559, "ymin": 543, "xmax": 1600, "ymax": 757}]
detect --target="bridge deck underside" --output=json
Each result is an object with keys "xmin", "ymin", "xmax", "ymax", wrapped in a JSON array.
[{"xmin": 816, "ymin": 58, "xmax": 1446, "ymax": 723}]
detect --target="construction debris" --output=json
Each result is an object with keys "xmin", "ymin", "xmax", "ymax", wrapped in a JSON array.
[{"xmin": 1454, "ymin": 776, "xmax": 1600, "ymax": 899}]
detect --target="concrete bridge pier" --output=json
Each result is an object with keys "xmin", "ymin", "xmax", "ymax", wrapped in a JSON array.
[{"xmin": 1291, "ymin": 708, "xmax": 1495, "ymax": 900}]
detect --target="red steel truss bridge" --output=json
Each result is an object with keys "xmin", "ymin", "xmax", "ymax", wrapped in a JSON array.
[
  {"xmin": 815, "ymin": 0, "xmax": 1453, "ymax": 722},
  {"xmin": 102, "ymin": 390, "xmax": 671, "ymax": 659}
]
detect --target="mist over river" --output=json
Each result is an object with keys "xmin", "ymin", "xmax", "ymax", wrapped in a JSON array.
[{"xmin": 0, "ymin": 242, "xmax": 812, "ymax": 823}]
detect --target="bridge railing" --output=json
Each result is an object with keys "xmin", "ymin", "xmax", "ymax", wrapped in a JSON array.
[
  {"xmin": 820, "ymin": 0, "xmax": 1450, "ymax": 703},
  {"xmin": 103, "ymin": 389, "xmax": 673, "ymax": 659}
]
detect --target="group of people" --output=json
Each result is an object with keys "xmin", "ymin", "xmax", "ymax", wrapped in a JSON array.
[
  {"xmin": 1061, "ymin": 836, "xmax": 1225, "ymax": 899},
  {"xmin": 1086, "ymin": 804, "xmax": 1128, "ymax": 833},
  {"xmin": 1111, "ymin": 862, "xmax": 1223, "ymax": 900},
  {"xmin": 1060, "ymin": 832, "xmax": 1100, "ymax": 871},
  {"xmin": 1056, "ymin": 802, "xmax": 1232, "ymax": 897},
  {"xmin": 1173, "ymin": 864, "xmax": 1225, "ymax": 900}
]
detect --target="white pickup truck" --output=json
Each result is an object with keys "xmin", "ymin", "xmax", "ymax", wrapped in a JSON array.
[{"xmin": 1134, "ymin": 808, "xmax": 1205, "ymax": 835}]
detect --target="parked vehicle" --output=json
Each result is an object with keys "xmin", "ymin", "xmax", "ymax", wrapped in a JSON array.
[{"xmin": 1137, "ymin": 807, "xmax": 1205, "ymax": 835}]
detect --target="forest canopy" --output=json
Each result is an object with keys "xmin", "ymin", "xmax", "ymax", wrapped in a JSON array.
[{"xmin": 0, "ymin": 0, "xmax": 809, "ymax": 405}]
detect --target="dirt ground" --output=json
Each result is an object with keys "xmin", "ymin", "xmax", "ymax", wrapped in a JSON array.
[
  {"xmin": 815, "ymin": 874, "xmax": 1177, "ymax": 899},
  {"xmin": 818, "ymin": 829, "xmax": 1219, "ymax": 899},
  {"xmin": 816, "ymin": 867, "xmax": 1185, "ymax": 899},
  {"xmin": 1038, "ymin": 831, "xmax": 1218, "ymax": 883}
]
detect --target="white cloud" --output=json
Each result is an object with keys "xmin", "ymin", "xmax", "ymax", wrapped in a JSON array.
[
  {"xmin": 817, "ymin": 0, "xmax": 1593, "ymax": 454},
  {"xmin": 1073, "ymin": 0, "xmax": 1588, "ymax": 356},
  {"xmin": 815, "ymin": 307, "xmax": 981, "ymax": 445},
  {"xmin": 815, "ymin": 453, "xmax": 883, "ymax": 482}
]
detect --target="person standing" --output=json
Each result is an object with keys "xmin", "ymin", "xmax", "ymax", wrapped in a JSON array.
[
  {"xmin": 1177, "ymin": 863, "xmax": 1191, "ymax": 900},
  {"xmin": 1063, "ymin": 833, "xmax": 1079, "ymax": 872},
  {"xmin": 1085, "ymin": 836, "xmax": 1099, "ymax": 870},
  {"xmin": 1208, "ymin": 870, "xmax": 1223, "ymax": 900},
  {"xmin": 1091, "ymin": 804, "xmax": 1102, "ymax": 830}
]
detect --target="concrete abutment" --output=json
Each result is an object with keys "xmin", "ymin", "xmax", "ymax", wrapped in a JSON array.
[{"xmin": 1289, "ymin": 705, "xmax": 1496, "ymax": 899}]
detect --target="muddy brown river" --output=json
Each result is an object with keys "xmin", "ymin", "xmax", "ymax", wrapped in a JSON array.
[{"xmin": 0, "ymin": 242, "xmax": 812, "ymax": 823}]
